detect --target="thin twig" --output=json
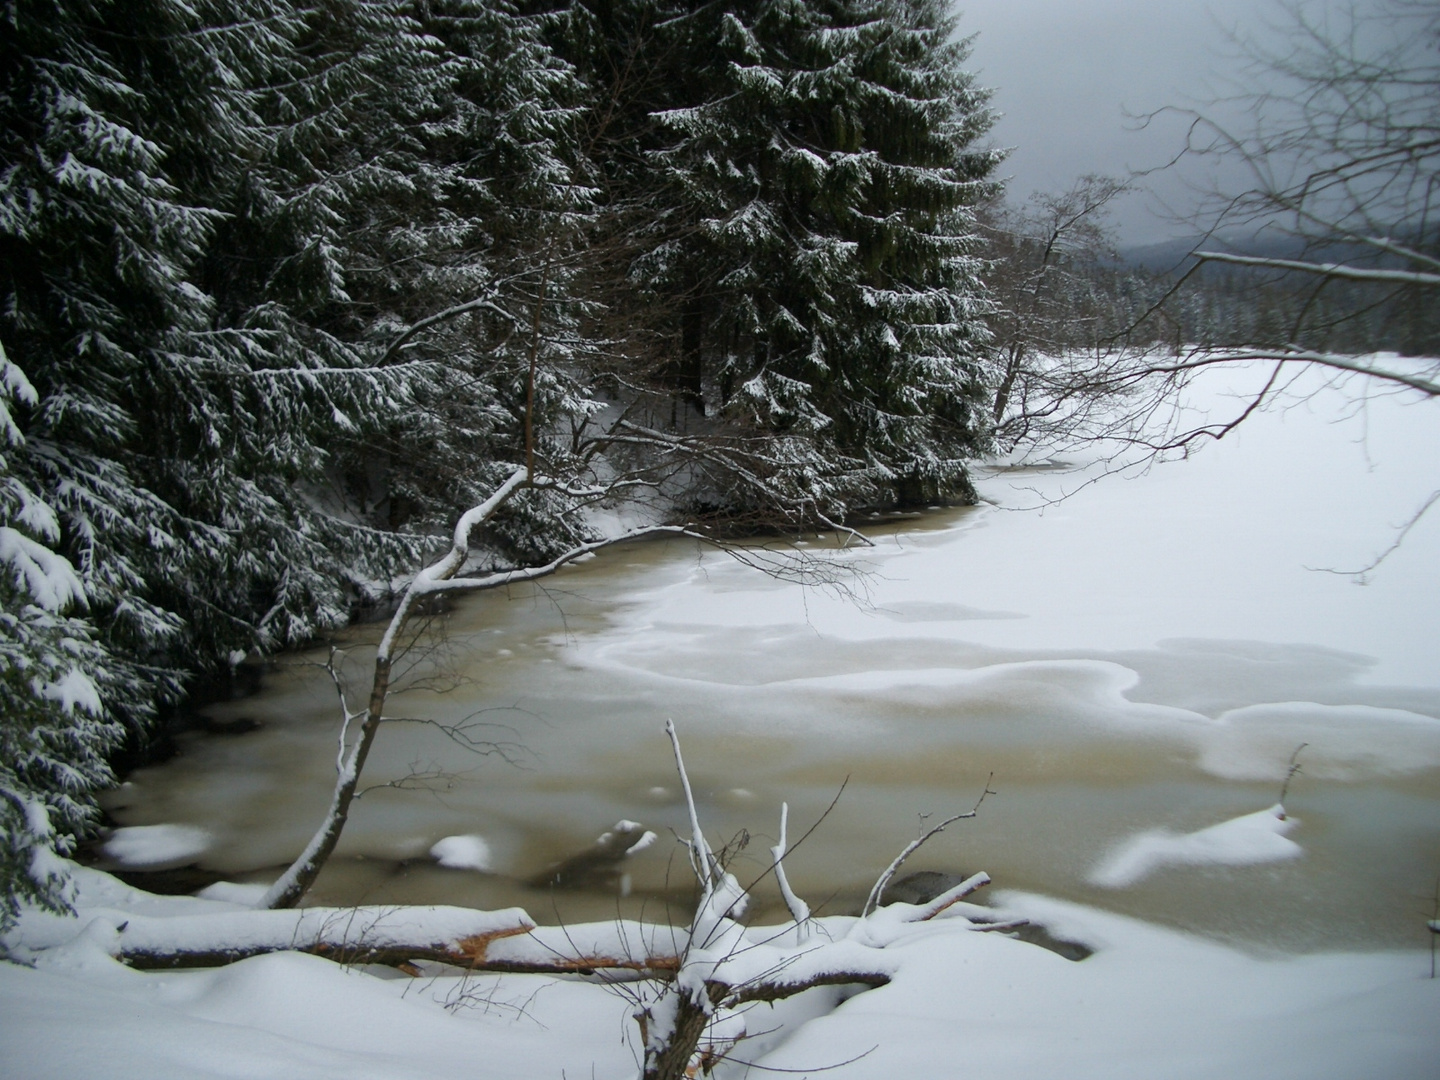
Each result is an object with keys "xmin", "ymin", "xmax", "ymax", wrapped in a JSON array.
[
  {"xmin": 1278, "ymin": 743, "xmax": 1308, "ymax": 809},
  {"xmin": 862, "ymin": 774, "xmax": 996, "ymax": 917}
]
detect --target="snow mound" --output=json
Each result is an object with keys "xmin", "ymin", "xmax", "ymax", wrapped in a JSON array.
[
  {"xmin": 104, "ymin": 824, "xmax": 212, "ymax": 867},
  {"xmin": 194, "ymin": 882, "xmax": 270, "ymax": 907},
  {"xmin": 1088, "ymin": 805, "xmax": 1301, "ymax": 888},
  {"xmin": 3, "ymin": 866, "xmax": 1437, "ymax": 1080},
  {"xmin": 429, "ymin": 835, "xmax": 493, "ymax": 871}
]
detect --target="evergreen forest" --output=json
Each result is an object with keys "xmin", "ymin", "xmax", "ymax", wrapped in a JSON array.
[{"xmin": 0, "ymin": 0, "xmax": 1001, "ymax": 922}]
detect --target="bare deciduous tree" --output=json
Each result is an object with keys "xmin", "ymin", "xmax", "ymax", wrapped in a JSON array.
[
  {"xmin": 1152, "ymin": 0, "xmax": 1440, "ymax": 391},
  {"xmin": 994, "ymin": 2, "xmax": 1439, "ymax": 511},
  {"xmin": 981, "ymin": 175, "xmax": 1137, "ymax": 452}
]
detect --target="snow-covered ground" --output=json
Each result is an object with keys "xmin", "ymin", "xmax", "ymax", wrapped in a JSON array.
[
  {"xmin": 5, "ymin": 363, "xmax": 1439, "ymax": 1077},
  {"xmin": 2, "ymin": 860, "xmax": 1436, "ymax": 1079}
]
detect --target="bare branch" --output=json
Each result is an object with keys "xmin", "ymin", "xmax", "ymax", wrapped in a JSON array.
[
  {"xmin": 1311, "ymin": 487, "xmax": 1440, "ymax": 578},
  {"xmin": 1137, "ymin": 349, "xmax": 1440, "ymax": 398},
  {"xmin": 666, "ymin": 718, "xmax": 719, "ymax": 890},
  {"xmin": 770, "ymin": 802, "xmax": 811, "ymax": 941},
  {"xmin": 1194, "ymin": 250, "xmax": 1440, "ymax": 287},
  {"xmin": 375, "ymin": 293, "xmax": 517, "ymax": 367},
  {"xmin": 1278, "ymin": 742, "xmax": 1309, "ymax": 810},
  {"xmin": 862, "ymin": 774, "xmax": 995, "ymax": 918}
]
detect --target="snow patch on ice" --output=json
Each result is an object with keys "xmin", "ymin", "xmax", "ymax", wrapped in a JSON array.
[
  {"xmin": 624, "ymin": 831, "xmax": 657, "ymax": 855},
  {"xmin": 1197, "ymin": 701, "xmax": 1440, "ymax": 780},
  {"xmin": 104, "ymin": 824, "xmax": 212, "ymax": 867},
  {"xmin": 429, "ymin": 834, "xmax": 493, "ymax": 871},
  {"xmin": 1088, "ymin": 805, "xmax": 1301, "ymax": 888}
]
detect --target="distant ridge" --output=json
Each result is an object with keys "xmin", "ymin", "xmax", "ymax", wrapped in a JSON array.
[{"xmin": 1117, "ymin": 234, "xmax": 1394, "ymax": 274}]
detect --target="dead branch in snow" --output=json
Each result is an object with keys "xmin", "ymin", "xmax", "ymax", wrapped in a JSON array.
[
  {"xmin": 628, "ymin": 723, "xmax": 995, "ymax": 1080},
  {"xmin": 258, "ymin": 465, "xmax": 708, "ymax": 909},
  {"xmin": 114, "ymin": 905, "xmax": 684, "ymax": 976},
  {"xmin": 121, "ymin": 919, "xmax": 536, "ymax": 971},
  {"xmin": 1278, "ymin": 743, "xmax": 1309, "ymax": 810},
  {"xmin": 864, "ymin": 775, "xmax": 995, "ymax": 917}
]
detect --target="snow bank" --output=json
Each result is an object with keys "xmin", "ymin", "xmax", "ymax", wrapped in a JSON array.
[
  {"xmin": 1199, "ymin": 702, "xmax": 1440, "ymax": 780},
  {"xmin": 0, "ymin": 944, "xmax": 632, "ymax": 1080},
  {"xmin": 758, "ymin": 892, "xmax": 1440, "ymax": 1080},
  {"xmin": 1088, "ymin": 805, "xmax": 1302, "ymax": 888},
  {"xmin": 585, "ymin": 364, "xmax": 1440, "ymax": 687},
  {"xmin": 194, "ymin": 881, "xmax": 269, "ymax": 906}
]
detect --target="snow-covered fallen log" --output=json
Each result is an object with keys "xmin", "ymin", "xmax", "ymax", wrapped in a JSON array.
[
  {"xmin": 108, "ymin": 906, "xmax": 715, "ymax": 976},
  {"xmin": 110, "ymin": 905, "xmax": 537, "ymax": 970}
]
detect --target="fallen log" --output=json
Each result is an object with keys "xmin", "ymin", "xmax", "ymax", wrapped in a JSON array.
[{"xmin": 108, "ymin": 904, "xmax": 681, "ymax": 976}]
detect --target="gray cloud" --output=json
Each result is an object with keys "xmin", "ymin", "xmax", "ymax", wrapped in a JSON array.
[{"xmin": 957, "ymin": 0, "xmax": 1287, "ymax": 243}]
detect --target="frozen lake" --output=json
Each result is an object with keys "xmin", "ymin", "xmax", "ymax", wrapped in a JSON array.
[{"xmin": 104, "ymin": 367, "xmax": 1440, "ymax": 952}]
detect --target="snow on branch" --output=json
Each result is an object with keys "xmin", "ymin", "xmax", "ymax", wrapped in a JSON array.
[
  {"xmin": 770, "ymin": 802, "xmax": 811, "ymax": 941},
  {"xmin": 1193, "ymin": 250, "xmax": 1440, "ymax": 288},
  {"xmin": 632, "ymin": 727, "xmax": 997, "ymax": 1080},
  {"xmin": 263, "ymin": 449, "xmax": 874, "ymax": 911},
  {"xmin": 1135, "ymin": 349, "xmax": 1440, "ymax": 399},
  {"xmin": 374, "ymin": 292, "xmax": 518, "ymax": 367},
  {"xmin": 415, "ymin": 525, "xmax": 703, "ymax": 599},
  {"xmin": 862, "ymin": 775, "xmax": 995, "ymax": 918},
  {"xmin": 0, "ymin": 527, "xmax": 88, "ymax": 613},
  {"xmin": 115, "ymin": 905, "xmax": 535, "ymax": 970},
  {"xmin": 666, "ymin": 719, "xmax": 721, "ymax": 890},
  {"xmin": 263, "ymin": 465, "xmax": 532, "ymax": 909}
]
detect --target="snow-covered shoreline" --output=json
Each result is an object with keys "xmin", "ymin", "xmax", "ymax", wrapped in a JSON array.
[
  {"xmin": 15, "ymin": 362, "xmax": 1437, "ymax": 1076},
  {"xmin": 2, "ymin": 861, "xmax": 1436, "ymax": 1080}
]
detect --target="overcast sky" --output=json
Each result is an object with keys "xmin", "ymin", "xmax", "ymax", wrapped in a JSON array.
[{"xmin": 955, "ymin": 0, "xmax": 1278, "ymax": 244}]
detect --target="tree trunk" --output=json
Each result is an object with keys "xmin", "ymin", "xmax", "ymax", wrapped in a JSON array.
[
  {"xmin": 643, "ymin": 984, "xmax": 725, "ymax": 1080},
  {"xmin": 261, "ymin": 656, "xmax": 392, "ymax": 909}
]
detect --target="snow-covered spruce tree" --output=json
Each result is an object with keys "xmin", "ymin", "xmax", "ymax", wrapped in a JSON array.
[
  {"xmin": 213, "ymin": 0, "xmax": 603, "ymax": 568},
  {"xmin": 0, "ymin": 0, "xmax": 319, "ymax": 701},
  {"xmin": 0, "ymin": 346, "xmax": 125, "ymax": 931},
  {"xmin": 0, "ymin": 0, "xmax": 361, "ymax": 909},
  {"xmin": 2, "ymin": 0, "xmax": 601, "ymax": 676},
  {"xmin": 0, "ymin": 4, "xmax": 412, "ymax": 876},
  {"xmin": 1, "ymin": 0, "xmax": 604, "ymax": 893},
  {"xmin": 631, "ymin": 0, "xmax": 1001, "ymax": 510},
  {"xmin": 363, "ymin": 0, "xmax": 602, "ymax": 561}
]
